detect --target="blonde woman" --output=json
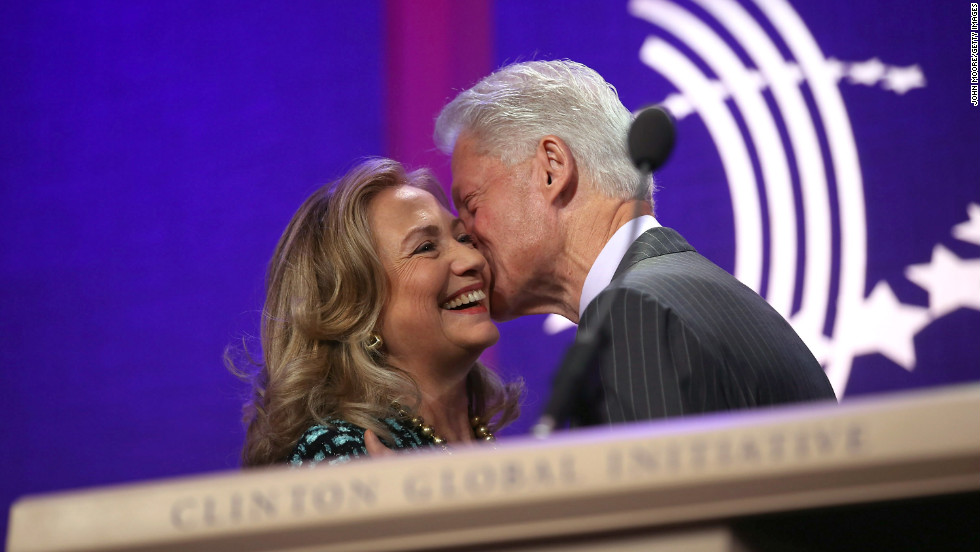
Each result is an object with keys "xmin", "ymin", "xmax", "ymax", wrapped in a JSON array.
[{"xmin": 235, "ymin": 158, "xmax": 522, "ymax": 467}]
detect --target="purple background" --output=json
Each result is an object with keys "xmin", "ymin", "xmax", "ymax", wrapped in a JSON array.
[{"xmin": 3, "ymin": 1, "xmax": 978, "ymax": 542}]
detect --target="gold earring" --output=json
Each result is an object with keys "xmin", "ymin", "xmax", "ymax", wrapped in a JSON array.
[{"xmin": 365, "ymin": 333, "xmax": 383, "ymax": 352}]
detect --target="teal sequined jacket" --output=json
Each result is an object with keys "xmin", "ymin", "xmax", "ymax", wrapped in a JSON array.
[{"xmin": 289, "ymin": 418, "xmax": 437, "ymax": 466}]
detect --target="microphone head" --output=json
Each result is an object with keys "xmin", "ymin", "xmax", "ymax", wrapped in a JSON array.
[{"xmin": 628, "ymin": 105, "xmax": 676, "ymax": 173}]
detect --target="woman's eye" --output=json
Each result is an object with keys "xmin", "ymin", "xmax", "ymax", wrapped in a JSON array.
[
  {"xmin": 457, "ymin": 233, "xmax": 475, "ymax": 245},
  {"xmin": 412, "ymin": 242, "xmax": 436, "ymax": 255}
]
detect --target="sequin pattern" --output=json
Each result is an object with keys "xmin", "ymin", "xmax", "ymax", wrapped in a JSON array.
[{"xmin": 289, "ymin": 417, "xmax": 435, "ymax": 467}]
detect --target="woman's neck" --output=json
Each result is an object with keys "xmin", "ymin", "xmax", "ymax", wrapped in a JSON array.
[
  {"xmin": 388, "ymin": 351, "xmax": 478, "ymax": 443},
  {"xmin": 417, "ymin": 371, "xmax": 474, "ymax": 443}
]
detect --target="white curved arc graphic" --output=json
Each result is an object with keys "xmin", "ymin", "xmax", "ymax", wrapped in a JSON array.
[
  {"xmin": 755, "ymin": 0, "xmax": 868, "ymax": 397},
  {"xmin": 638, "ymin": 37, "xmax": 764, "ymax": 292},
  {"xmin": 631, "ymin": 0, "xmax": 797, "ymax": 316},
  {"xmin": 694, "ymin": 0, "xmax": 833, "ymax": 347}
]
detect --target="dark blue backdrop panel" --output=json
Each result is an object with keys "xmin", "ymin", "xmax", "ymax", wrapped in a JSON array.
[{"xmin": 0, "ymin": 0, "xmax": 384, "ymax": 537}]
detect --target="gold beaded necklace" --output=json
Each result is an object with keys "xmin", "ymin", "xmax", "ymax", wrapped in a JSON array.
[{"xmin": 391, "ymin": 402, "xmax": 495, "ymax": 449}]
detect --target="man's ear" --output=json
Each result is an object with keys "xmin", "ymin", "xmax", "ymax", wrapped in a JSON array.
[{"xmin": 535, "ymin": 135, "xmax": 578, "ymax": 206}]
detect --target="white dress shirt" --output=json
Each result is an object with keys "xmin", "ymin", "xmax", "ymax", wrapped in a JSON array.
[{"xmin": 578, "ymin": 215, "xmax": 661, "ymax": 318}]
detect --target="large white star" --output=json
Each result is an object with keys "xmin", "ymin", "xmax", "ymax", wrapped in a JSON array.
[
  {"xmin": 842, "ymin": 281, "xmax": 931, "ymax": 371},
  {"xmin": 789, "ymin": 320, "xmax": 832, "ymax": 366},
  {"xmin": 905, "ymin": 244, "xmax": 980, "ymax": 318},
  {"xmin": 881, "ymin": 64, "xmax": 926, "ymax": 94},
  {"xmin": 952, "ymin": 203, "xmax": 980, "ymax": 245},
  {"xmin": 847, "ymin": 58, "xmax": 886, "ymax": 86}
]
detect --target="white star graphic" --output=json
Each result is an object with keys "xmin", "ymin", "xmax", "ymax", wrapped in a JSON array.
[
  {"xmin": 660, "ymin": 93, "xmax": 694, "ymax": 121},
  {"xmin": 745, "ymin": 69, "xmax": 767, "ymax": 92},
  {"xmin": 847, "ymin": 58, "xmax": 886, "ymax": 86},
  {"xmin": 881, "ymin": 64, "xmax": 926, "ymax": 94},
  {"xmin": 905, "ymin": 244, "xmax": 980, "ymax": 318},
  {"xmin": 543, "ymin": 313, "xmax": 577, "ymax": 335},
  {"xmin": 824, "ymin": 57, "xmax": 846, "ymax": 82},
  {"xmin": 790, "ymin": 321, "xmax": 832, "ymax": 365},
  {"xmin": 842, "ymin": 281, "xmax": 931, "ymax": 371},
  {"xmin": 710, "ymin": 79, "xmax": 730, "ymax": 102},
  {"xmin": 952, "ymin": 203, "xmax": 980, "ymax": 245},
  {"xmin": 783, "ymin": 62, "xmax": 805, "ymax": 85}
]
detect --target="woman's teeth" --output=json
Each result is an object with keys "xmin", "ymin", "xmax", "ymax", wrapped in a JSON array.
[{"xmin": 442, "ymin": 289, "xmax": 487, "ymax": 310}]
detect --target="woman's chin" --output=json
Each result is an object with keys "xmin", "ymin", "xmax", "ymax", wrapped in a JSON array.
[{"xmin": 457, "ymin": 326, "xmax": 500, "ymax": 360}]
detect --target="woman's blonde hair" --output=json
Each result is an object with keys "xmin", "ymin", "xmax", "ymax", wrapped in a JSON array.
[{"xmin": 234, "ymin": 158, "xmax": 522, "ymax": 467}]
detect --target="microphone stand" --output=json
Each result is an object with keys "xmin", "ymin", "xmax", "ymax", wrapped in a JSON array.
[
  {"xmin": 532, "ymin": 105, "xmax": 673, "ymax": 439},
  {"xmin": 532, "ymin": 165, "xmax": 654, "ymax": 439}
]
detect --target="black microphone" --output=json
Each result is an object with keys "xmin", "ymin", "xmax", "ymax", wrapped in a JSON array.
[
  {"xmin": 628, "ymin": 105, "xmax": 676, "ymax": 174},
  {"xmin": 532, "ymin": 105, "xmax": 677, "ymax": 439}
]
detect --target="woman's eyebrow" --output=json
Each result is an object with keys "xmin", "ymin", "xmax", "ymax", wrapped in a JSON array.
[{"xmin": 400, "ymin": 224, "xmax": 441, "ymax": 249}]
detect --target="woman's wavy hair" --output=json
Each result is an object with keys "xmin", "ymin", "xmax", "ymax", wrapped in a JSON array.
[{"xmin": 233, "ymin": 158, "xmax": 522, "ymax": 467}]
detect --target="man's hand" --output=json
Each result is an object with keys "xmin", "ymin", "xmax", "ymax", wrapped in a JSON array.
[{"xmin": 364, "ymin": 429, "xmax": 395, "ymax": 458}]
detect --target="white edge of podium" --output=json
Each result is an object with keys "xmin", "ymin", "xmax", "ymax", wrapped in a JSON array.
[{"xmin": 7, "ymin": 383, "xmax": 980, "ymax": 552}]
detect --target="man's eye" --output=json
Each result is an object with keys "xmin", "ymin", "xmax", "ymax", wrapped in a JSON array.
[{"xmin": 412, "ymin": 242, "xmax": 436, "ymax": 255}]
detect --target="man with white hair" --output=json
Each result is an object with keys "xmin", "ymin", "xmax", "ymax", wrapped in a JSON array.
[{"xmin": 435, "ymin": 60, "xmax": 835, "ymax": 426}]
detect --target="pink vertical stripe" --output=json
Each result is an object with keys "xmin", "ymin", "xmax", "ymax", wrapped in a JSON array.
[
  {"xmin": 384, "ymin": 1, "xmax": 497, "ymax": 367},
  {"xmin": 384, "ymin": 0, "xmax": 493, "ymax": 191}
]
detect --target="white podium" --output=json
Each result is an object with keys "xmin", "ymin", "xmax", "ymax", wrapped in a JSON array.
[{"xmin": 8, "ymin": 384, "xmax": 979, "ymax": 551}]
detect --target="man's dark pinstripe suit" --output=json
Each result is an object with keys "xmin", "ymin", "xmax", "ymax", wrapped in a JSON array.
[{"xmin": 577, "ymin": 226, "xmax": 836, "ymax": 424}]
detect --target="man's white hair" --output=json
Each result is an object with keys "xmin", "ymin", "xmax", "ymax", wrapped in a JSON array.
[{"xmin": 434, "ymin": 59, "xmax": 652, "ymax": 201}]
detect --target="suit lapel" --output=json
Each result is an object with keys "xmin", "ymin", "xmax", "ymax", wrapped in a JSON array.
[{"xmin": 613, "ymin": 227, "xmax": 695, "ymax": 279}]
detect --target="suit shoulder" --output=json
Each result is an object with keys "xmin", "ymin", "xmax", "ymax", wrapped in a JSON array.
[{"xmin": 608, "ymin": 251, "xmax": 725, "ymax": 302}]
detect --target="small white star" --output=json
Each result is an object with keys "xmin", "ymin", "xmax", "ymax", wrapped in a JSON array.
[
  {"xmin": 783, "ymin": 62, "xmax": 805, "ymax": 85},
  {"xmin": 660, "ymin": 93, "xmax": 694, "ymax": 121},
  {"xmin": 745, "ymin": 69, "xmax": 767, "ymax": 92},
  {"xmin": 543, "ymin": 314, "xmax": 576, "ymax": 335},
  {"xmin": 905, "ymin": 244, "xmax": 980, "ymax": 318},
  {"xmin": 847, "ymin": 58, "xmax": 886, "ymax": 86},
  {"xmin": 710, "ymin": 79, "xmax": 731, "ymax": 102},
  {"xmin": 881, "ymin": 64, "xmax": 926, "ymax": 94},
  {"xmin": 824, "ymin": 57, "xmax": 846, "ymax": 82},
  {"xmin": 843, "ymin": 281, "xmax": 931, "ymax": 371},
  {"xmin": 952, "ymin": 203, "xmax": 980, "ymax": 245}
]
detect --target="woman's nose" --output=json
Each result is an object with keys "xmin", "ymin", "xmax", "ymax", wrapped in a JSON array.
[{"xmin": 450, "ymin": 241, "xmax": 487, "ymax": 275}]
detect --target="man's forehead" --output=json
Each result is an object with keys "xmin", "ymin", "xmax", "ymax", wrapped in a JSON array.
[
  {"xmin": 448, "ymin": 172, "xmax": 467, "ymax": 209},
  {"xmin": 450, "ymin": 133, "xmax": 479, "ymax": 169},
  {"xmin": 449, "ymin": 135, "xmax": 483, "ymax": 200}
]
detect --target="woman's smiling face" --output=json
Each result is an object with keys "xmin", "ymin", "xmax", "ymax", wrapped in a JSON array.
[{"xmin": 368, "ymin": 185, "xmax": 498, "ymax": 372}]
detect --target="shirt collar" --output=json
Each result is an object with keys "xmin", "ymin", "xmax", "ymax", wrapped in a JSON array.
[{"xmin": 578, "ymin": 215, "xmax": 661, "ymax": 317}]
